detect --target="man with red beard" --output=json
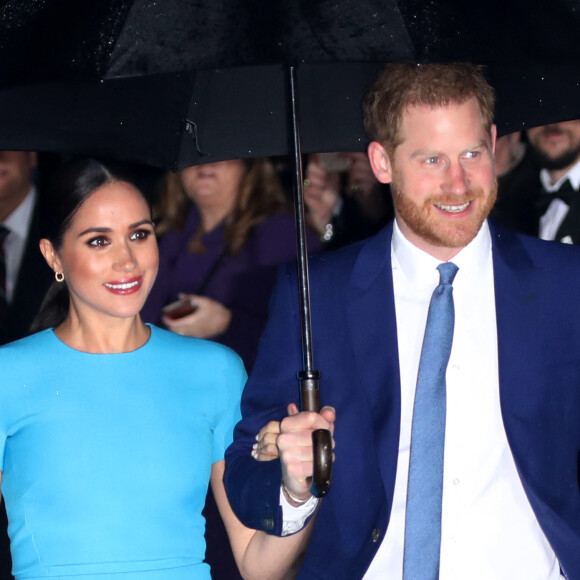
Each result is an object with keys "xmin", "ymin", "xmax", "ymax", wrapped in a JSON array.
[{"xmin": 225, "ymin": 63, "xmax": 580, "ymax": 579}]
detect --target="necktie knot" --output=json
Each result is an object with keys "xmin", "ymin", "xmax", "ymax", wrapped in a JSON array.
[{"xmin": 437, "ymin": 261, "xmax": 458, "ymax": 286}]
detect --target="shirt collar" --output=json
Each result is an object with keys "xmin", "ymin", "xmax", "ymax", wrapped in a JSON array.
[
  {"xmin": 2, "ymin": 187, "xmax": 36, "ymax": 240},
  {"xmin": 391, "ymin": 217, "xmax": 491, "ymax": 287},
  {"xmin": 539, "ymin": 158, "xmax": 580, "ymax": 192}
]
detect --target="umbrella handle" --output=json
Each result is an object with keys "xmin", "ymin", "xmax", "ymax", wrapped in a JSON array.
[{"xmin": 300, "ymin": 371, "xmax": 332, "ymax": 497}]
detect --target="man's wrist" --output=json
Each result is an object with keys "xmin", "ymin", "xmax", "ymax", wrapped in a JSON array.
[{"xmin": 281, "ymin": 481, "xmax": 312, "ymax": 507}]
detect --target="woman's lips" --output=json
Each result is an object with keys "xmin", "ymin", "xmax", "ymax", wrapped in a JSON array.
[{"xmin": 103, "ymin": 276, "xmax": 143, "ymax": 295}]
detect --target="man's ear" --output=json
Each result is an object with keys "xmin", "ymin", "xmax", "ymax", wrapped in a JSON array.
[
  {"xmin": 491, "ymin": 124, "xmax": 498, "ymax": 155},
  {"xmin": 39, "ymin": 239, "xmax": 62, "ymax": 274},
  {"xmin": 367, "ymin": 141, "xmax": 393, "ymax": 184}
]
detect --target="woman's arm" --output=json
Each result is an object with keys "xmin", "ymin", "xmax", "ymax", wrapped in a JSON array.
[{"xmin": 211, "ymin": 460, "xmax": 314, "ymax": 580}]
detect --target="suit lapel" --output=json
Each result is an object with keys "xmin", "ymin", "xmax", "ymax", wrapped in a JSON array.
[
  {"xmin": 489, "ymin": 221, "xmax": 556, "ymax": 491},
  {"xmin": 489, "ymin": 220, "xmax": 538, "ymax": 424},
  {"xmin": 343, "ymin": 223, "xmax": 401, "ymax": 503}
]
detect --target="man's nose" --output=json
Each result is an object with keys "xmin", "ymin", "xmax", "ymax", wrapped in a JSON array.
[{"xmin": 442, "ymin": 162, "xmax": 468, "ymax": 196}]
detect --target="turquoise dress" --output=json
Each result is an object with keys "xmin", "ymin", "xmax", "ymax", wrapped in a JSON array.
[{"xmin": 0, "ymin": 325, "xmax": 246, "ymax": 579}]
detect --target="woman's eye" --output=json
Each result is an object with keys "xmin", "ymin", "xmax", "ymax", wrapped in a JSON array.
[
  {"xmin": 87, "ymin": 236, "xmax": 110, "ymax": 247},
  {"xmin": 130, "ymin": 229, "xmax": 152, "ymax": 241}
]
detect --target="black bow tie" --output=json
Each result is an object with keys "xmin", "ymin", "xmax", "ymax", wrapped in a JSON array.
[{"xmin": 536, "ymin": 179, "xmax": 577, "ymax": 214}]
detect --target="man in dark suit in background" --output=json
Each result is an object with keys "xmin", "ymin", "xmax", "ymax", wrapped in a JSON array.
[
  {"xmin": 492, "ymin": 120, "xmax": 580, "ymax": 243},
  {"xmin": 225, "ymin": 63, "xmax": 580, "ymax": 578},
  {"xmin": 0, "ymin": 151, "xmax": 53, "ymax": 345},
  {"xmin": 0, "ymin": 150, "xmax": 53, "ymax": 579}
]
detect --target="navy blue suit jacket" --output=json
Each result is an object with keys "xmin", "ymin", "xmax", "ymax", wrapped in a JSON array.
[{"xmin": 225, "ymin": 221, "xmax": 580, "ymax": 579}]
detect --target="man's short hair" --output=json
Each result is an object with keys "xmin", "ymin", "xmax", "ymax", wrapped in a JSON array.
[{"xmin": 363, "ymin": 63, "xmax": 495, "ymax": 154}]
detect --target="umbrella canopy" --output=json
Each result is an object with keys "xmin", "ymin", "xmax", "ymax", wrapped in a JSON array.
[
  {"xmin": 2, "ymin": 0, "xmax": 580, "ymax": 167},
  {"xmin": 3, "ymin": 0, "xmax": 580, "ymax": 83}
]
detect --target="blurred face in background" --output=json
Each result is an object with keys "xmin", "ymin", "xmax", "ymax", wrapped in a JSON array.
[
  {"xmin": 0, "ymin": 151, "xmax": 37, "ymax": 220},
  {"xmin": 179, "ymin": 160, "xmax": 246, "ymax": 215},
  {"xmin": 527, "ymin": 120, "xmax": 580, "ymax": 172}
]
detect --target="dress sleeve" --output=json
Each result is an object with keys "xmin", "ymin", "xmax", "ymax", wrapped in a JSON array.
[
  {"xmin": 0, "ymin": 354, "xmax": 16, "ymax": 472},
  {"xmin": 211, "ymin": 349, "xmax": 247, "ymax": 463},
  {"xmin": 0, "ymin": 427, "xmax": 6, "ymax": 471}
]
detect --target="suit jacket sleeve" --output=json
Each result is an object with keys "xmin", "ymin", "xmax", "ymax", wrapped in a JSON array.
[{"xmin": 224, "ymin": 262, "xmax": 304, "ymax": 535}]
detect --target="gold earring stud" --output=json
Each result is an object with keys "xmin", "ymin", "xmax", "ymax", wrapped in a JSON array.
[{"xmin": 55, "ymin": 272, "xmax": 65, "ymax": 283}]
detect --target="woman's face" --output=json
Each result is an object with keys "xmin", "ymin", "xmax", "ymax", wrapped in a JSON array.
[
  {"xmin": 44, "ymin": 181, "xmax": 159, "ymax": 322},
  {"xmin": 179, "ymin": 160, "xmax": 246, "ymax": 212}
]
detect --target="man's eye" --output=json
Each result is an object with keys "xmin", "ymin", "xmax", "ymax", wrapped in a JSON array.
[
  {"xmin": 464, "ymin": 151, "xmax": 480, "ymax": 159},
  {"xmin": 130, "ymin": 229, "xmax": 152, "ymax": 241},
  {"xmin": 87, "ymin": 236, "xmax": 109, "ymax": 247},
  {"xmin": 425, "ymin": 157, "xmax": 439, "ymax": 165}
]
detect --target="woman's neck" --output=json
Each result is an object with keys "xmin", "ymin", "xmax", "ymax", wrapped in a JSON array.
[
  {"xmin": 54, "ymin": 312, "xmax": 150, "ymax": 354},
  {"xmin": 198, "ymin": 202, "xmax": 235, "ymax": 233}
]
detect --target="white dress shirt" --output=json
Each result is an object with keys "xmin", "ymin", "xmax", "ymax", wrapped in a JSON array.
[
  {"xmin": 1, "ymin": 187, "xmax": 36, "ymax": 303},
  {"xmin": 539, "ymin": 159, "xmax": 580, "ymax": 243},
  {"xmin": 364, "ymin": 220, "xmax": 562, "ymax": 579}
]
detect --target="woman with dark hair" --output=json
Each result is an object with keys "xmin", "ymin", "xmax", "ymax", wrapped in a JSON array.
[
  {"xmin": 141, "ymin": 158, "xmax": 321, "ymax": 371},
  {"xmin": 0, "ymin": 159, "xmax": 315, "ymax": 580}
]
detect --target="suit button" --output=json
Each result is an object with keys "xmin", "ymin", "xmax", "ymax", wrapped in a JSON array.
[
  {"xmin": 371, "ymin": 528, "xmax": 381, "ymax": 543},
  {"xmin": 261, "ymin": 517, "xmax": 275, "ymax": 531}
]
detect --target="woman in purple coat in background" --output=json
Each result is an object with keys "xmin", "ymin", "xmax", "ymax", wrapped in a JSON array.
[
  {"xmin": 140, "ymin": 158, "xmax": 321, "ymax": 580},
  {"xmin": 141, "ymin": 157, "xmax": 321, "ymax": 371}
]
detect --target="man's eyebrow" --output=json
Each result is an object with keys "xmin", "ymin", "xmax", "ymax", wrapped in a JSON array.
[
  {"xmin": 410, "ymin": 149, "xmax": 440, "ymax": 158},
  {"xmin": 469, "ymin": 139, "xmax": 490, "ymax": 149}
]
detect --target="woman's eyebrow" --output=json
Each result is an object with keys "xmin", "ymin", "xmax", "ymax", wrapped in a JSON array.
[
  {"xmin": 78, "ymin": 219, "xmax": 153, "ymax": 237},
  {"xmin": 78, "ymin": 226, "xmax": 112, "ymax": 237}
]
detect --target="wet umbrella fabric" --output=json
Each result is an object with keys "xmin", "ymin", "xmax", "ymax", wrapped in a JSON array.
[
  {"xmin": 2, "ymin": 0, "xmax": 580, "ymax": 165},
  {"xmin": 3, "ymin": 0, "xmax": 580, "ymax": 84},
  {"xmin": 2, "ymin": 61, "xmax": 580, "ymax": 169}
]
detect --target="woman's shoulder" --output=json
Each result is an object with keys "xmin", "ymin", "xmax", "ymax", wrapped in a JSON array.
[
  {"xmin": 0, "ymin": 330, "xmax": 58, "ymax": 387},
  {"xmin": 0, "ymin": 329, "xmax": 55, "ymax": 358},
  {"xmin": 147, "ymin": 326, "xmax": 247, "ymax": 396},
  {"xmin": 148, "ymin": 325, "xmax": 245, "ymax": 369}
]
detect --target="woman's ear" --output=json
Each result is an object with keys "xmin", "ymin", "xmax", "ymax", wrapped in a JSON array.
[{"xmin": 39, "ymin": 239, "xmax": 62, "ymax": 274}]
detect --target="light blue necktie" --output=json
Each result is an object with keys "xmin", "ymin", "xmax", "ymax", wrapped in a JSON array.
[{"xmin": 403, "ymin": 262, "xmax": 458, "ymax": 580}]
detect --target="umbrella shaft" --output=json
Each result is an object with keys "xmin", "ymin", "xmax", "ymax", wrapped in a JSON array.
[{"xmin": 289, "ymin": 65, "xmax": 315, "ymax": 373}]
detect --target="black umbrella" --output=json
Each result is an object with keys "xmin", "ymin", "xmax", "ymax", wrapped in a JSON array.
[
  {"xmin": 3, "ymin": 0, "xmax": 580, "ymax": 495},
  {"xmin": 3, "ymin": 0, "xmax": 580, "ymax": 163}
]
